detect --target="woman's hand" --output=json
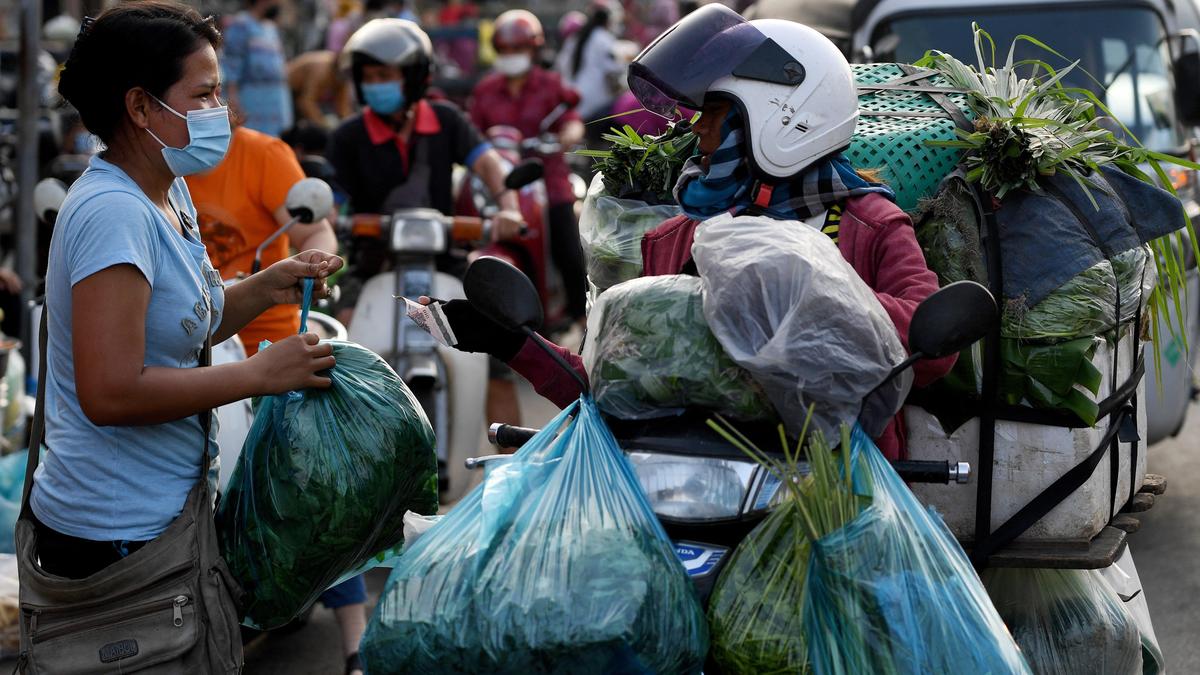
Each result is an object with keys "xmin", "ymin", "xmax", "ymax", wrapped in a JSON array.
[
  {"xmin": 259, "ymin": 249, "xmax": 344, "ymax": 305},
  {"xmin": 248, "ymin": 332, "xmax": 336, "ymax": 393}
]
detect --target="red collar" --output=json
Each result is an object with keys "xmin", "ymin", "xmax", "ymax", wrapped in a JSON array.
[{"xmin": 363, "ymin": 100, "xmax": 442, "ymax": 145}]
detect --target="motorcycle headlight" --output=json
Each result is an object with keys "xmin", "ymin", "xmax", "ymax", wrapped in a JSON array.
[
  {"xmin": 391, "ymin": 217, "xmax": 445, "ymax": 254},
  {"xmin": 627, "ymin": 452, "xmax": 762, "ymax": 521}
]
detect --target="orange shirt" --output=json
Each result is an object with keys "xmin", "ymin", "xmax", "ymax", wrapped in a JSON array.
[{"xmin": 186, "ymin": 127, "xmax": 304, "ymax": 355}]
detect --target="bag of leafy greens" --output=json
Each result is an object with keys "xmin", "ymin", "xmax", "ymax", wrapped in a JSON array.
[
  {"xmin": 708, "ymin": 422, "xmax": 1030, "ymax": 675},
  {"xmin": 217, "ymin": 338, "xmax": 438, "ymax": 629},
  {"xmin": 578, "ymin": 173, "xmax": 681, "ymax": 292},
  {"xmin": 582, "ymin": 275, "xmax": 773, "ymax": 421},
  {"xmin": 982, "ymin": 567, "xmax": 1142, "ymax": 675},
  {"xmin": 361, "ymin": 398, "xmax": 708, "ymax": 675}
]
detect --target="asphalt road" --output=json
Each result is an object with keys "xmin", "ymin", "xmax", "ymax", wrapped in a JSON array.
[{"xmin": 1132, "ymin": 398, "xmax": 1200, "ymax": 672}]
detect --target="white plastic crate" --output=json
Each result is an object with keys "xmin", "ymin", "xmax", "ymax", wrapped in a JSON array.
[{"xmin": 906, "ymin": 333, "xmax": 1147, "ymax": 543}]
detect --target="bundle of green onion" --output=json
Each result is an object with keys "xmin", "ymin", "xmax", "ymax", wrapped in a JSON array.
[{"xmin": 706, "ymin": 414, "xmax": 869, "ymax": 674}]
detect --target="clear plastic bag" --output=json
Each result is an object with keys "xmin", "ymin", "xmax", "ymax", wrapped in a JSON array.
[
  {"xmin": 578, "ymin": 173, "xmax": 682, "ymax": 292},
  {"xmin": 692, "ymin": 213, "xmax": 910, "ymax": 440},
  {"xmin": 582, "ymin": 275, "xmax": 774, "ymax": 421},
  {"xmin": 217, "ymin": 340, "xmax": 438, "ymax": 629},
  {"xmin": 710, "ymin": 426, "xmax": 1029, "ymax": 674},
  {"xmin": 361, "ymin": 398, "xmax": 709, "ymax": 675},
  {"xmin": 982, "ymin": 567, "xmax": 1142, "ymax": 675}
]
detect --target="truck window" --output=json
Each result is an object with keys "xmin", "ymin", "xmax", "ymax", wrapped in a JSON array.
[{"xmin": 872, "ymin": 6, "xmax": 1185, "ymax": 152}]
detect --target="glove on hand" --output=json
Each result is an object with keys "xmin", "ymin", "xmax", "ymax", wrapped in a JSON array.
[{"xmin": 439, "ymin": 299, "xmax": 527, "ymax": 362}]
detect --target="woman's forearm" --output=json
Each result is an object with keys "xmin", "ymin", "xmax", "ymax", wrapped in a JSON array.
[
  {"xmin": 82, "ymin": 360, "xmax": 264, "ymax": 427},
  {"xmin": 215, "ymin": 273, "xmax": 275, "ymax": 343}
]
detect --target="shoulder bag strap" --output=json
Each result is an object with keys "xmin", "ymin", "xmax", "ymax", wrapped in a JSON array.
[{"xmin": 18, "ymin": 307, "xmax": 48, "ymax": 519}]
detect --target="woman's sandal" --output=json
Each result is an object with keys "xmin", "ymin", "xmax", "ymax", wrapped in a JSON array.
[{"xmin": 345, "ymin": 652, "xmax": 363, "ymax": 675}]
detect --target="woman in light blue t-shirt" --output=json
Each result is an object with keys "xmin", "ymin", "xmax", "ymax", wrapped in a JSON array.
[{"xmin": 32, "ymin": 1, "xmax": 342, "ymax": 580}]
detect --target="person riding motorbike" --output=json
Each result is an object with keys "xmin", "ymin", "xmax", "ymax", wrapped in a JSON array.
[
  {"xmin": 327, "ymin": 18, "xmax": 526, "ymax": 425},
  {"xmin": 427, "ymin": 6, "xmax": 955, "ymax": 459},
  {"xmin": 469, "ymin": 10, "xmax": 588, "ymax": 323}
]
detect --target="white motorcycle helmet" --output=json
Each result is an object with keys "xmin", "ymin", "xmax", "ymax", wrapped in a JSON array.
[
  {"xmin": 628, "ymin": 3, "xmax": 857, "ymax": 179},
  {"xmin": 341, "ymin": 18, "xmax": 434, "ymax": 108}
]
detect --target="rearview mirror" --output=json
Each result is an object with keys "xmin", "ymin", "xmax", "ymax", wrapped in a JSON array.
[
  {"xmin": 909, "ymin": 281, "xmax": 997, "ymax": 358},
  {"xmin": 285, "ymin": 177, "xmax": 334, "ymax": 224},
  {"xmin": 505, "ymin": 159, "xmax": 545, "ymax": 191},
  {"xmin": 463, "ymin": 256, "xmax": 544, "ymax": 332},
  {"xmin": 33, "ymin": 178, "xmax": 67, "ymax": 224}
]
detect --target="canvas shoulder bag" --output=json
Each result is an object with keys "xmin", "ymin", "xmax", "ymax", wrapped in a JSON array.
[{"xmin": 14, "ymin": 306, "xmax": 245, "ymax": 674}]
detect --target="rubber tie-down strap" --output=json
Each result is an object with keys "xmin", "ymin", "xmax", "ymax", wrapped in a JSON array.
[{"xmin": 970, "ymin": 406, "xmax": 1129, "ymax": 566}]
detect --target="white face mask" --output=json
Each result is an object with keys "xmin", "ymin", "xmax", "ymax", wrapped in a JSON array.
[{"xmin": 495, "ymin": 53, "xmax": 532, "ymax": 77}]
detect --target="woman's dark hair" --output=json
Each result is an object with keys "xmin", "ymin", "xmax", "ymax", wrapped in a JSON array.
[
  {"xmin": 570, "ymin": 6, "xmax": 611, "ymax": 77},
  {"xmin": 58, "ymin": 1, "xmax": 222, "ymax": 145}
]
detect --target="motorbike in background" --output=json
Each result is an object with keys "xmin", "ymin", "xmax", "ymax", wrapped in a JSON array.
[
  {"xmin": 338, "ymin": 163, "xmax": 545, "ymax": 503},
  {"xmin": 454, "ymin": 96, "xmax": 586, "ymax": 335}
]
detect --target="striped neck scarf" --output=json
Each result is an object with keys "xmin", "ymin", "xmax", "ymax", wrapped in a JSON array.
[{"xmin": 673, "ymin": 108, "xmax": 895, "ymax": 224}]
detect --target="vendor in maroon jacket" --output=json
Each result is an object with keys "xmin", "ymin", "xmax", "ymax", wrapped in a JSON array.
[
  {"xmin": 425, "ymin": 7, "xmax": 955, "ymax": 459},
  {"xmin": 469, "ymin": 10, "xmax": 589, "ymax": 322}
]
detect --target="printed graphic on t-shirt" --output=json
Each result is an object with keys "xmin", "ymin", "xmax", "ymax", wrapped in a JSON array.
[{"xmin": 197, "ymin": 211, "xmax": 249, "ymax": 270}]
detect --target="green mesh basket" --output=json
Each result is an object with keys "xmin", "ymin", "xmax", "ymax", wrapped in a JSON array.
[{"xmin": 848, "ymin": 63, "xmax": 975, "ymax": 213}]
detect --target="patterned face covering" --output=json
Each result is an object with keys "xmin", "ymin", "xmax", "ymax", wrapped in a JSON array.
[{"xmin": 673, "ymin": 107, "xmax": 895, "ymax": 223}]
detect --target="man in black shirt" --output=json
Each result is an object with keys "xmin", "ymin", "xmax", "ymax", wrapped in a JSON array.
[{"xmin": 329, "ymin": 18, "xmax": 528, "ymax": 435}]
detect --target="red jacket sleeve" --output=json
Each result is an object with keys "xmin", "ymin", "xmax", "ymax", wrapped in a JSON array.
[
  {"xmin": 861, "ymin": 208, "xmax": 957, "ymax": 388},
  {"xmin": 506, "ymin": 335, "xmax": 589, "ymax": 409}
]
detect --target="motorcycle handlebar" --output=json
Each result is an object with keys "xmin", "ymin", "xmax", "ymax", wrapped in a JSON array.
[
  {"xmin": 337, "ymin": 213, "xmax": 490, "ymax": 244},
  {"xmin": 485, "ymin": 423, "xmax": 971, "ymax": 484}
]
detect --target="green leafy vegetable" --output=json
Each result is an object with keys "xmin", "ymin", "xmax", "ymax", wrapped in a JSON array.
[
  {"xmin": 575, "ymin": 123, "xmax": 697, "ymax": 204},
  {"xmin": 218, "ymin": 340, "xmax": 438, "ymax": 629},
  {"xmin": 584, "ymin": 275, "xmax": 774, "ymax": 420},
  {"xmin": 578, "ymin": 173, "xmax": 681, "ymax": 292}
]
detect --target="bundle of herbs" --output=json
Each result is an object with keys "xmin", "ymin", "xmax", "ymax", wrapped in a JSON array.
[
  {"xmin": 576, "ymin": 123, "xmax": 698, "ymax": 204},
  {"xmin": 575, "ymin": 123, "xmax": 695, "ymax": 292},
  {"xmin": 919, "ymin": 24, "xmax": 1198, "ymax": 365},
  {"xmin": 706, "ymin": 412, "xmax": 1030, "ymax": 675}
]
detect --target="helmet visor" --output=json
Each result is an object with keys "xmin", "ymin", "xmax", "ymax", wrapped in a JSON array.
[{"xmin": 628, "ymin": 3, "xmax": 766, "ymax": 118}]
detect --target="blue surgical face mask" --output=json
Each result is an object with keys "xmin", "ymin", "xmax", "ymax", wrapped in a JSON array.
[
  {"xmin": 145, "ymin": 95, "xmax": 231, "ymax": 177},
  {"xmin": 362, "ymin": 81, "xmax": 406, "ymax": 116}
]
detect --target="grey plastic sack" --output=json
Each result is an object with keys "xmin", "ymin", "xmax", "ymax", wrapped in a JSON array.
[{"xmin": 692, "ymin": 213, "xmax": 909, "ymax": 440}]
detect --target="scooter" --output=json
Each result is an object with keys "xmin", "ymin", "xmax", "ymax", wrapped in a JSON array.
[
  {"xmin": 464, "ymin": 256, "xmax": 988, "ymax": 602},
  {"xmin": 337, "ymin": 162, "xmax": 545, "ymax": 503}
]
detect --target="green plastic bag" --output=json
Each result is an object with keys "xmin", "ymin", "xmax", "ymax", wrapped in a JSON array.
[{"xmin": 217, "ymin": 339, "xmax": 438, "ymax": 629}]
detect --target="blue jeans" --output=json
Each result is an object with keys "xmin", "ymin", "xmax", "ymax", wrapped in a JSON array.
[{"xmin": 319, "ymin": 574, "xmax": 367, "ymax": 609}]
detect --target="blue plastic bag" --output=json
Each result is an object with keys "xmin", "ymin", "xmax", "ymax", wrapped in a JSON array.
[
  {"xmin": 0, "ymin": 449, "xmax": 31, "ymax": 553},
  {"xmin": 361, "ymin": 397, "xmax": 708, "ymax": 675},
  {"xmin": 709, "ymin": 425, "xmax": 1030, "ymax": 675}
]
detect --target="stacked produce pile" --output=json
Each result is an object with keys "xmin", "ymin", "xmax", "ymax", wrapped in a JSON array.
[
  {"xmin": 217, "ymin": 340, "xmax": 438, "ymax": 629},
  {"xmin": 360, "ymin": 398, "xmax": 708, "ymax": 675},
  {"xmin": 706, "ymin": 415, "xmax": 1030, "ymax": 674},
  {"xmin": 910, "ymin": 27, "xmax": 1193, "ymax": 424}
]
